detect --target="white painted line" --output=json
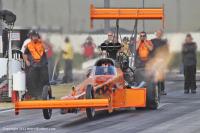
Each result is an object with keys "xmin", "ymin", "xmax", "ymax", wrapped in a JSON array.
[
  {"xmin": 158, "ymin": 103, "xmax": 170, "ymax": 109},
  {"xmin": 166, "ymin": 81, "xmax": 175, "ymax": 84},
  {"xmin": 0, "ymin": 109, "xmax": 14, "ymax": 113}
]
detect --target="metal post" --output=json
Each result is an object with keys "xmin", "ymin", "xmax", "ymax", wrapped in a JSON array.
[
  {"xmin": 104, "ymin": 0, "xmax": 110, "ymax": 32},
  {"xmin": 8, "ymin": 29, "xmax": 12, "ymax": 97},
  {"xmin": 116, "ymin": 19, "xmax": 119, "ymax": 43},
  {"xmin": 68, "ymin": 0, "xmax": 71, "ymax": 33},
  {"xmin": 177, "ymin": 0, "xmax": 181, "ymax": 32},
  {"xmin": 0, "ymin": 0, "xmax": 2, "ymax": 9},
  {"xmin": 0, "ymin": 0, "xmax": 3, "ymax": 34},
  {"xmin": 0, "ymin": 0, "xmax": 3, "ymax": 57},
  {"xmin": 142, "ymin": 0, "xmax": 145, "ymax": 31},
  {"xmin": 133, "ymin": 20, "xmax": 138, "ymax": 66},
  {"xmin": 33, "ymin": 0, "xmax": 38, "ymax": 26}
]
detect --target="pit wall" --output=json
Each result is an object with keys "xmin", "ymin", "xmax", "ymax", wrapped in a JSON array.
[{"xmin": 41, "ymin": 32, "xmax": 200, "ymax": 54}]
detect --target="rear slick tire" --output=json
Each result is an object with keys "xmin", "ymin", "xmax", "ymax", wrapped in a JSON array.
[
  {"xmin": 135, "ymin": 81, "xmax": 159, "ymax": 110},
  {"xmin": 146, "ymin": 81, "xmax": 159, "ymax": 110}
]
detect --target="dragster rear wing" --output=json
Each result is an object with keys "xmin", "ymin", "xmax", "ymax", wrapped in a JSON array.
[{"xmin": 90, "ymin": 4, "xmax": 164, "ymax": 28}]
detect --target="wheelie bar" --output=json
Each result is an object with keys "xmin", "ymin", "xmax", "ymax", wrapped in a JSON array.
[{"xmin": 15, "ymin": 99, "xmax": 109, "ymax": 115}]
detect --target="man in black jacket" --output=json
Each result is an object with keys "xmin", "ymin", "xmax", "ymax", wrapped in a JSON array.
[
  {"xmin": 100, "ymin": 31, "xmax": 122, "ymax": 60},
  {"xmin": 151, "ymin": 29, "xmax": 169, "ymax": 95},
  {"xmin": 182, "ymin": 34, "xmax": 197, "ymax": 94}
]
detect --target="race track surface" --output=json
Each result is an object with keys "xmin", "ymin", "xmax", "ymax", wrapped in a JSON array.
[{"xmin": 1, "ymin": 81, "xmax": 200, "ymax": 133}]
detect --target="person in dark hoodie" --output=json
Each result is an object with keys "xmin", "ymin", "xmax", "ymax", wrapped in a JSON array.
[
  {"xmin": 151, "ymin": 29, "xmax": 169, "ymax": 95},
  {"xmin": 182, "ymin": 34, "xmax": 197, "ymax": 94}
]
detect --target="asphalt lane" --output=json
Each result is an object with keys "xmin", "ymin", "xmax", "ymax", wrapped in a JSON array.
[{"xmin": 1, "ymin": 81, "xmax": 200, "ymax": 133}]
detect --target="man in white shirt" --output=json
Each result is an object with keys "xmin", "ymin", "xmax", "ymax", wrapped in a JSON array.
[
  {"xmin": 21, "ymin": 30, "xmax": 33, "ymax": 54},
  {"xmin": 21, "ymin": 30, "xmax": 33, "ymax": 99},
  {"xmin": 21, "ymin": 38, "xmax": 31, "ymax": 54}
]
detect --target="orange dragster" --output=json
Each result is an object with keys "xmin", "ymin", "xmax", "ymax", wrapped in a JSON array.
[
  {"xmin": 15, "ymin": 58, "xmax": 147, "ymax": 120},
  {"xmin": 15, "ymin": 4, "xmax": 163, "ymax": 120}
]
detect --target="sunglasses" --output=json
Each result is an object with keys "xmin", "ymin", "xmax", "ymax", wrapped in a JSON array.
[{"xmin": 140, "ymin": 35, "xmax": 146, "ymax": 37}]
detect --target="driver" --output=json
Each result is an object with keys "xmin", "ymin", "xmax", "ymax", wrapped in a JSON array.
[
  {"xmin": 95, "ymin": 63, "xmax": 115, "ymax": 75},
  {"xmin": 102, "ymin": 63, "xmax": 109, "ymax": 67}
]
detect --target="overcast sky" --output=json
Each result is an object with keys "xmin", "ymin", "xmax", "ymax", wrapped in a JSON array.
[{"xmin": 2, "ymin": 0, "xmax": 200, "ymax": 33}]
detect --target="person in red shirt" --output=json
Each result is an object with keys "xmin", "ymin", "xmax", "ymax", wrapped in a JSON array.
[{"xmin": 82, "ymin": 36, "xmax": 96, "ymax": 59}]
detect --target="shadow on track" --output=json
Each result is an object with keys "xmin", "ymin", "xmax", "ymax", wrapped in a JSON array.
[{"xmin": 60, "ymin": 108, "xmax": 153, "ymax": 128}]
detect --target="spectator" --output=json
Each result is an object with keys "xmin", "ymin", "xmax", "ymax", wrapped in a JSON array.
[
  {"xmin": 62, "ymin": 37, "xmax": 74, "ymax": 83},
  {"xmin": 82, "ymin": 36, "xmax": 96, "ymax": 59},
  {"xmin": 44, "ymin": 39, "xmax": 54, "ymax": 80},
  {"xmin": 182, "ymin": 34, "xmax": 197, "ymax": 94}
]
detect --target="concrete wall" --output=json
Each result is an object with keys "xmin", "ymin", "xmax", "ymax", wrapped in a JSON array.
[{"xmin": 43, "ymin": 32, "xmax": 200, "ymax": 54}]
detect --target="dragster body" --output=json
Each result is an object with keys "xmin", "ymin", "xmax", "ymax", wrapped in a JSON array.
[
  {"xmin": 15, "ymin": 58, "xmax": 147, "ymax": 119},
  {"xmin": 62, "ymin": 58, "xmax": 125, "ymax": 101},
  {"xmin": 60, "ymin": 58, "xmax": 146, "ymax": 114}
]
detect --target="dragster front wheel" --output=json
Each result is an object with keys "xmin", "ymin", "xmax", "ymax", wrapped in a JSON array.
[
  {"xmin": 42, "ymin": 85, "xmax": 52, "ymax": 120},
  {"xmin": 86, "ymin": 84, "xmax": 95, "ymax": 120}
]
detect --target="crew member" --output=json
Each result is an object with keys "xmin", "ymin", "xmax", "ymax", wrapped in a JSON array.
[
  {"xmin": 21, "ymin": 30, "xmax": 33, "ymax": 98},
  {"xmin": 151, "ymin": 29, "xmax": 169, "ymax": 95},
  {"xmin": 21, "ymin": 30, "xmax": 33, "ymax": 54},
  {"xmin": 24, "ymin": 31, "xmax": 49, "ymax": 98},
  {"xmin": 182, "ymin": 34, "xmax": 197, "ymax": 94},
  {"xmin": 100, "ymin": 31, "xmax": 121, "ymax": 60},
  {"xmin": 104, "ymin": 31, "xmax": 114, "ymax": 43},
  {"xmin": 129, "ymin": 37, "xmax": 135, "ymax": 54},
  {"xmin": 121, "ymin": 37, "xmax": 131, "ymax": 56},
  {"xmin": 135, "ymin": 31, "xmax": 153, "ymax": 68}
]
